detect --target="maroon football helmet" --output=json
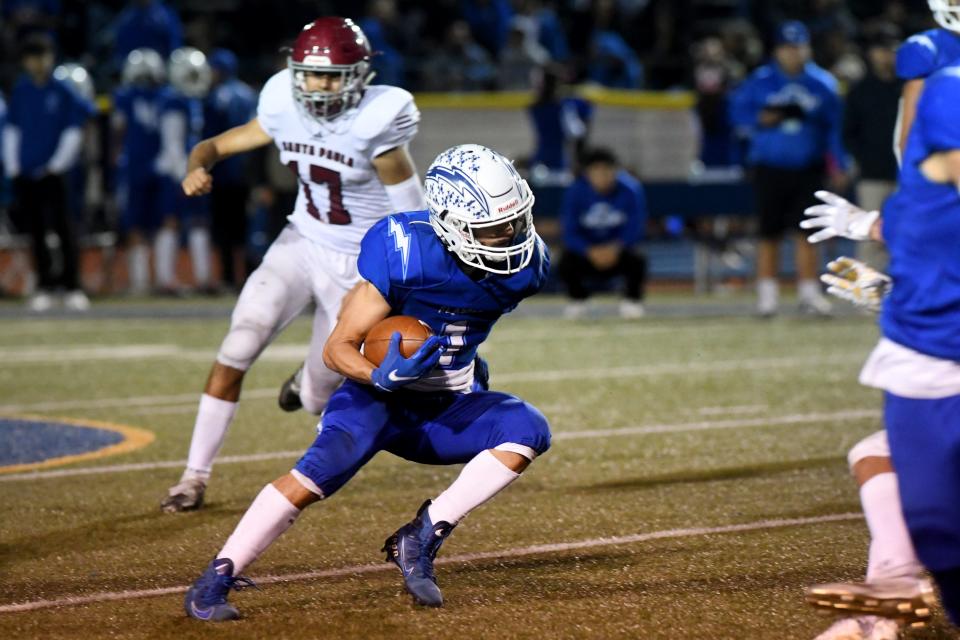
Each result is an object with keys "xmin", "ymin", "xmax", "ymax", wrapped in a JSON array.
[{"xmin": 288, "ymin": 17, "xmax": 373, "ymax": 122}]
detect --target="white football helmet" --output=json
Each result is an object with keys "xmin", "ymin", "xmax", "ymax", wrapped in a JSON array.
[
  {"xmin": 122, "ymin": 48, "xmax": 166, "ymax": 86},
  {"xmin": 425, "ymin": 144, "xmax": 537, "ymax": 275},
  {"xmin": 54, "ymin": 63, "xmax": 95, "ymax": 102},
  {"xmin": 930, "ymin": 0, "xmax": 960, "ymax": 32},
  {"xmin": 168, "ymin": 47, "xmax": 211, "ymax": 98}
]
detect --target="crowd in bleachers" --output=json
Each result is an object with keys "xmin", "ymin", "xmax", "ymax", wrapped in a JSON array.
[{"xmin": 0, "ymin": 0, "xmax": 945, "ymax": 311}]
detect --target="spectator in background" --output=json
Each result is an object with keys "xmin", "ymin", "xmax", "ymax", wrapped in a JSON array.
[
  {"xmin": 420, "ymin": 20, "xmax": 496, "ymax": 91},
  {"xmin": 730, "ymin": 21, "xmax": 848, "ymax": 317},
  {"xmin": 497, "ymin": 16, "xmax": 550, "ymax": 90},
  {"xmin": 113, "ymin": 48, "xmax": 167, "ymax": 295},
  {"xmin": 559, "ymin": 148, "xmax": 648, "ymax": 320},
  {"xmin": 204, "ymin": 48, "xmax": 256, "ymax": 292},
  {"xmin": 527, "ymin": 65, "xmax": 593, "ymax": 217},
  {"xmin": 155, "ymin": 47, "xmax": 211, "ymax": 294},
  {"xmin": 692, "ymin": 36, "xmax": 741, "ymax": 168},
  {"xmin": 588, "ymin": 30, "xmax": 643, "ymax": 89},
  {"xmin": 112, "ymin": 0, "xmax": 182, "ymax": 68},
  {"xmin": 528, "ymin": 66, "xmax": 592, "ymax": 175},
  {"xmin": 843, "ymin": 24, "xmax": 901, "ymax": 271},
  {"xmin": 360, "ymin": 0, "xmax": 406, "ymax": 87},
  {"xmin": 514, "ymin": 0, "xmax": 569, "ymax": 62},
  {"xmin": 460, "ymin": 0, "xmax": 513, "ymax": 57},
  {"xmin": 3, "ymin": 34, "xmax": 94, "ymax": 312}
]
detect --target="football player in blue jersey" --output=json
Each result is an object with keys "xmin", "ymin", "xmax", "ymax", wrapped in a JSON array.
[
  {"xmin": 893, "ymin": 0, "xmax": 960, "ymax": 162},
  {"xmin": 183, "ymin": 144, "xmax": 552, "ymax": 620},
  {"xmin": 113, "ymin": 48, "xmax": 168, "ymax": 295},
  {"xmin": 203, "ymin": 48, "xmax": 256, "ymax": 290},
  {"xmin": 155, "ymin": 47, "xmax": 212, "ymax": 294},
  {"xmin": 803, "ymin": 65, "xmax": 960, "ymax": 636}
]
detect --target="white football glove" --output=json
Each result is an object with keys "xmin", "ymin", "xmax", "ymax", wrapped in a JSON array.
[
  {"xmin": 820, "ymin": 256, "xmax": 892, "ymax": 313},
  {"xmin": 800, "ymin": 190, "xmax": 880, "ymax": 243}
]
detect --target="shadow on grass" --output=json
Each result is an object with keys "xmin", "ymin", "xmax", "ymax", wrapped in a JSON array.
[{"xmin": 573, "ymin": 456, "xmax": 843, "ymax": 492}]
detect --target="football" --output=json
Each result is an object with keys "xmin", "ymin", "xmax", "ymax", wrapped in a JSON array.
[{"xmin": 363, "ymin": 315, "xmax": 434, "ymax": 366}]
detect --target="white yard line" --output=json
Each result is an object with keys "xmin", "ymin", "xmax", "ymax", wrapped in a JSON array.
[
  {"xmin": 0, "ymin": 511, "xmax": 862, "ymax": 614},
  {"xmin": 0, "ymin": 353, "xmax": 862, "ymax": 414},
  {"xmin": 697, "ymin": 404, "xmax": 768, "ymax": 415},
  {"xmin": 0, "ymin": 408, "xmax": 880, "ymax": 483}
]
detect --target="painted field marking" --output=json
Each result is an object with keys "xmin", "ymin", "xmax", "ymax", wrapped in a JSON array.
[
  {"xmin": 0, "ymin": 415, "xmax": 155, "ymax": 474},
  {"xmin": 0, "ymin": 407, "xmax": 880, "ymax": 483},
  {"xmin": 0, "ymin": 352, "xmax": 863, "ymax": 415},
  {"xmin": 0, "ymin": 511, "xmax": 862, "ymax": 614}
]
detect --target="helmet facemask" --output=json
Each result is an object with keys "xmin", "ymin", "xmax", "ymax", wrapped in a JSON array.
[
  {"xmin": 930, "ymin": 0, "xmax": 960, "ymax": 32},
  {"xmin": 429, "ymin": 190, "xmax": 537, "ymax": 275},
  {"xmin": 289, "ymin": 57, "xmax": 373, "ymax": 123}
]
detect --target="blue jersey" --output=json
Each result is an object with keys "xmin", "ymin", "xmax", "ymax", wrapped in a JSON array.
[
  {"xmin": 112, "ymin": 0, "xmax": 182, "ymax": 64},
  {"xmin": 7, "ymin": 74, "xmax": 92, "ymax": 176},
  {"xmin": 159, "ymin": 89, "xmax": 204, "ymax": 156},
  {"xmin": 729, "ymin": 61, "xmax": 848, "ymax": 171},
  {"xmin": 561, "ymin": 172, "xmax": 646, "ymax": 254},
  {"xmin": 114, "ymin": 85, "xmax": 163, "ymax": 180},
  {"xmin": 528, "ymin": 97, "xmax": 593, "ymax": 170},
  {"xmin": 204, "ymin": 79, "xmax": 256, "ymax": 184},
  {"xmin": 880, "ymin": 66, "xmax": 960, "ymax": 360},
  {"xmin": 358, "ymin": 211, "xmax": 549, "ymax": 373},
  {"xmin": 896, "ymin": 29, "xmax": 960, "ymax": 80}
]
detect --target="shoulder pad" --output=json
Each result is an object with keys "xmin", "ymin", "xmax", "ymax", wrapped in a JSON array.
[
  {"xmin": 352, "ymin": 86, "xmax": 415, "ymax": 141},
  {"xmin": 809, "ymin": 66, "xmax": 839, "ymax": 92},
  {"xmin": 258, "ymin": 70, "xmax": 292, "ymax": 116},
  {"xmin": 897, "ymin": 32, "xmax": 939, "ymax": 79}
]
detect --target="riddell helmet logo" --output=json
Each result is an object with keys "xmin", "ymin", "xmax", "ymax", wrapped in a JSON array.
[
  {"xmin": 303, "ymin": 54, "xmax": 332, "ymax": 65},
  {"xmin": 497, "ymin": 199, "xmax": 519, "ymax": 213}
]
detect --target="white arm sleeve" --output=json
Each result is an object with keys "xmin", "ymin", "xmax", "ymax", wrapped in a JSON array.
[
  {"xmin": 383, "ymin": 172, "xmax": 426, "ymax": 213},
  {"xmin": 3, "ymin": 124, "xmax": 20, "ymax": 178},
  {"xmin": 156, "ymin": 111, "xmax": 187, "ymax": 179},
  {"xmin": 46, "ymin": 126, "xmax": 84, "ymax": 174}
]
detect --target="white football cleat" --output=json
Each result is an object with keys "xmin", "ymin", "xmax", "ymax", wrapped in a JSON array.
[
  {"xmin": 814, "ymin": 616, "xmax": 899, "ymax": 640},
  {"xmin": 799, "ymin": 291, "xmax": 833, "ymax": 316},
  {"xmin": 563, "ymin": 301, "xmax": 588, "ymax": 320},
  {"xmin": 27, "ymin": 291, "xmax": 55, "ymax": 312},
  {"xmin": 806, "ymin": 577, "xmax": 935, "ymax": 626},
  {"xmin": 63, "ymin": 290, "xmax": 91, "ymax": 312},
  {"xmin": 161, "ymin": 476, "xmax": 207, "ymax": 513},
  {"xmin": 618, "ymin": 300, "xmax": 646, "ymax": 319}
]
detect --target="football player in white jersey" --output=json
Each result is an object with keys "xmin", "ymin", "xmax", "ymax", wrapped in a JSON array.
[{"xmin": 161, "ymin": 17, "xmax": 427, "ymax": 512}]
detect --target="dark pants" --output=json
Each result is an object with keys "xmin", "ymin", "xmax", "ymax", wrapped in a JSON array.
[
  {"xmin": 752, "ymin": 164, "xmax": 825, "ymax": 240},
  {"xmin": 13, "ymin": 174, "xmax": 80, "ymax": 290},
  {"xmin": 211, "ymin": 183, "xmax": 249, "ymax": 287},
  {"xmin": 558, "ymin": 248, "xmax": 648, "ymax": 301}
]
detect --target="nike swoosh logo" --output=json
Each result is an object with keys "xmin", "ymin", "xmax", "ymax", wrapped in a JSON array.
[
  {"xmin": 388, "ymin": 370, "xmax": 418, "ymax": 383},
  {"xmin": 190, "ymin": 600, "xmax": 214, "ymax": 620}
]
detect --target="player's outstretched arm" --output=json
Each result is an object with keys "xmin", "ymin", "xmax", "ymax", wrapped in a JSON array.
[
  {"xmin": 372, "ymin": 145, "xmax": 425, "ymax": 213},
  {"xmin": 181, "ymin": 117, "xmax": 272, "ymax": 196}
]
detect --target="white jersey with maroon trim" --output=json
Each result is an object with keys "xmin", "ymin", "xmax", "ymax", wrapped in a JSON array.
[{"xmin": 257, "ymin": 69, "xmax": 419, "ymax": 255}]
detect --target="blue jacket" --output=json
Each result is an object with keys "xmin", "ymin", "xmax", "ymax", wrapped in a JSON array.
[
  {"xmin": 561, "ymin": 172, "xmax": 646, "ymax": 255},
  {"xmin": 729, "ymin": 61, "xmax": 847, "ymax": 171},
  {"xmin": 7, "ymin": 74, "xmax": 93, "ymax": 176}
]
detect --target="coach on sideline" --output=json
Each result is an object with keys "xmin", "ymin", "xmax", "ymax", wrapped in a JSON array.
[{"xmin": 730, "ymin": 21, "xmax": 848, "ymax": 317}]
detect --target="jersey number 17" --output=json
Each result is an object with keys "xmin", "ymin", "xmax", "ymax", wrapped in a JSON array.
[{"xmin": 286, "ymin": 160, "xmax": 352, "ymax": 225}]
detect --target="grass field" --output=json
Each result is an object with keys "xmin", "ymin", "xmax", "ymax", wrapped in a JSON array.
[{"xmin": 0, "ymin": 294, "xmax": 955, "ymax": 639}]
